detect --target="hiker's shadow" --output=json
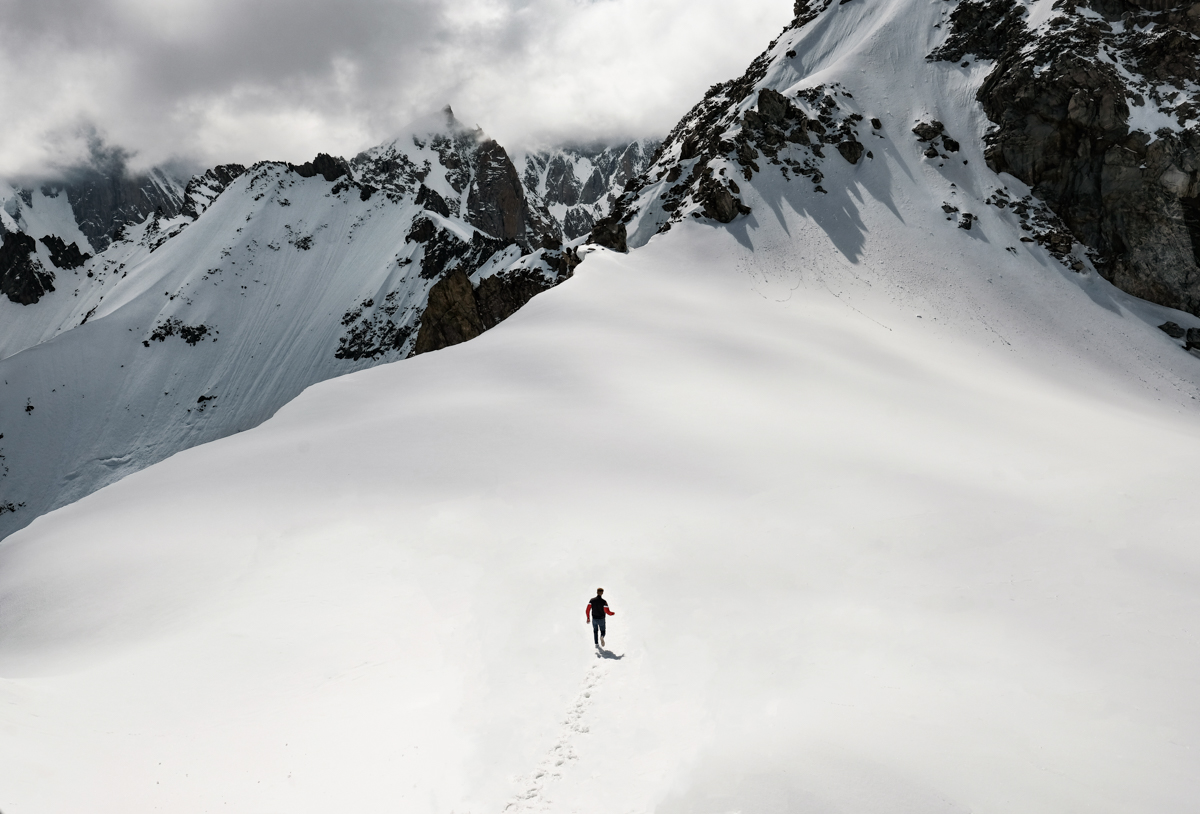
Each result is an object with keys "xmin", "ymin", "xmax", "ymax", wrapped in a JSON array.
[{"xmin": 596, "ymin": 648, "xmax": 624, "ymax": 660}]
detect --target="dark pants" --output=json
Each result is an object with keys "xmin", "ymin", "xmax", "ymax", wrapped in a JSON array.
[{"xmin": 592, "ymin": 615, "xmax": 606, "ymax": 644}]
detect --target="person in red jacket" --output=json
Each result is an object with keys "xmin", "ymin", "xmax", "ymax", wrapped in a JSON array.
[{"xmin": 586, "ymin": 588, "xmax": 615, "ymax": 647}]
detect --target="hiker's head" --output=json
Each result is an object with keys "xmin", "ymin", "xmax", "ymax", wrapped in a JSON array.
[{"xmin": 596, "ymin": 588, "xmax": 604, "ymax": 596}]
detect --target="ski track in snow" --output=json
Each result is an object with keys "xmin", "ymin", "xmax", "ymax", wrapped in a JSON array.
[{"xmin": 504, "ymin": 660, "xmax": 610, "ymax": 813}]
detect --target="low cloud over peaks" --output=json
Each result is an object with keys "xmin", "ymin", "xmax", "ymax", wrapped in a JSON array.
[{"xmin": 0, "ymin": 0, "xmax": 791, "ymax": 176}]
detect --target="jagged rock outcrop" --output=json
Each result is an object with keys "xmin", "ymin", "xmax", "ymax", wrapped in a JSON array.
[
  {"xmin": 38, "ymin": 235, "xmax": 91, "ymax": 269},
  {"xmin": 938, "ymin": 0, "xmax": 1200, "ymax": 315},
  {"xmin": 0, "ymin": 230, "xmax": 55, "ymax": 305},
  {"xmin": 411, "ymin": 259, "xmax": 574, "ymax": 356},
  {"xmin": 290, "ymin": 153, "xmax": 351, "ymax": 183},
  {"xmin": 179, "ymin": 164, "xmax": 247, "ymax": 220}
]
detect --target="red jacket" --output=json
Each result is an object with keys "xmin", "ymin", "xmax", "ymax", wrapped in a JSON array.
[{"xmin": 586, "ymin": 601, "xmax": 615, "ymax": 622}]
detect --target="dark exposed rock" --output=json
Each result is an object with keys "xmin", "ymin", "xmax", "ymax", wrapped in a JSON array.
[
  {"xmin": 942, "ymin": 137, "xmax": 960, "ymax": 153},
  {"xmin": 912, "ymin": 121, "xmax": 945, "ymax": 142},
  {"xmin": 0, "ymin": 230, "xmax": 55, "ymax": 305},
  {"xmin": 290, "ymin": 153, "xmax": 350, "ymax": 183},
  {"xmin": 578, "ymin": 168, "xmax": 607, "ymax": 206},
  {"xmin": 587, "ymin": 217, "xmax": 628, "ymax": 252},
  {"xmin": 837, "ymin": 140, "xmax": 865, "ymax": 164},
  {"xmin": 411, "ymin": 259, "xmax": 569, "ymax": 357},
  {"xmin": 563, "ymin": 207, "xmax": 596, "ymax": 240},
  {"xmin": 928, "ymin": 0, "xmax": 1028, "ymax": 63},
  {"xmin": 1188, "ymin": 326, "xmax": 1200, "ymax": 350},
  {"xmin": 38, "ymin": 235, "xmax": 91, "ymax": 269},
  {"xmin": 871, "ymin": 117, "xmax": 882, "ymax": 129},
  {"xmin": 959, "ymin": 213, "xmax": 976, "ymax": 230},
  {"xmin": 468, "ymin": 139, "xmax": 537, "ymax": 244},
  {"xmin": 417, "ymin": 226, "xmax": 508, "ymax": 281},
  {"xmin": 149, "ymin": 318, "xmax": 211, "ymax": 345},
  {"xmin": 406, "ymin": 217, "xmax": 437, "ymax": 244},
  {"xmin": 544, "ymin": 155, "xmax": 581, "ymax": 207},
  {"xmin": 476, "ymin": 268, "xmax": 557, "ymax": 330},
  {"xmin": 758, "ymin": 88, "xmax": 791, "ymax": 124},
  {"xmin": 411, "ymin": 271, "xmax": 484, "ymax": 355},
  {"xmin": 180, "ymin": 164, "xmax": 246, "ymax": 220},
  {"xmin": 415, "ymin": 184, "xmax": 451, "ymax": 217},
  {"xmin": 936, "ymin": 0, "xmax": 1200, "ymax": 315},
  {"xmin": 698, "ymin": 178, "xmax": 745, "ymax": 222},
  {"xmin": 1160, "ymin": 321, "xmax": 1186, "ymax": 338}
]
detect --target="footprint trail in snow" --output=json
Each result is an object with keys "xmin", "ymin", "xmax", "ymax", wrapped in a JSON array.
[{"xmin": 503, "ymin": 661, "xmax": 611, "ymax": 812}]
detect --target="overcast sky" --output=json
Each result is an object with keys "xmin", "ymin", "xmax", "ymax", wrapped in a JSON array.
[{"xmin": 0, "ymin": 0, "xmax": 792, "ymax": 179}]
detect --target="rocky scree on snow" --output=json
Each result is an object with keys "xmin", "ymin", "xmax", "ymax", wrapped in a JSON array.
[{"xmin": 588, "ymin": 0, "xmax": 872, "ymax": 251}]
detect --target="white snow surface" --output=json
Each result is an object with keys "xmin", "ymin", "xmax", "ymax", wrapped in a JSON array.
[{"xmin": 2, "ymin": 0, "xmax": 1200, "ymax": 811}]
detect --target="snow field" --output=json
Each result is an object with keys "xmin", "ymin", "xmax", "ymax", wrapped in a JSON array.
[{"xmin": 1, "ymin": 212, "xmax": 1199, "ymax": 812}]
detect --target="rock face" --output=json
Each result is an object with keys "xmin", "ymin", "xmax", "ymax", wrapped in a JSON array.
[
  {"xmin": 937, "ymin": 0, "xmax": 1200, "ymax": 315},
  {"xmin": 411, "ymin": 261, "xmax": 575, "ymax": 356},
  {"xmin": 468, "ymin": 139, "xmax": 536, "ymax": 244},
  {"xmin": 0, "ymin": 230, "xmax": 55, "ymax": 305},
  {"xmin": 411, "ymin": 271, "xmax": 486, "ymax": 354}
]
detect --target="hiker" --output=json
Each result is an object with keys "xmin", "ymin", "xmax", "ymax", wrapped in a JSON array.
[{"xmin": 586, "ymin": 588, "xmax": 615, "ymax": 647}]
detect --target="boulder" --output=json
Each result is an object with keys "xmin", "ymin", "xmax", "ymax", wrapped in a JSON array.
[
  {"xmin": 698, "ymin": 179, "xmax": 740, "ymax": 223},
  {"xmin": 912, "ymin": 121, "xmax": 945, "ymax": 142},
  {"xmin": 757, "ymin": 88, "xmax": 791, "ymax": 125},
  {"xmin": 1159, "ymin": 321, "xmax": 1186, "ymax": 338},
  {"xmin": 1188, "ymin": 326, "xmax": 1200, "ymax": 350},
  {"xmin": 837, "ymin": 140, "xmax": 865, "ymax": 164}
]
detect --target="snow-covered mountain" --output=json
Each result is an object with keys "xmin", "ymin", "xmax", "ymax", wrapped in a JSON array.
[
  {"xmin": 3, "ymin": 0, "xmax": 1200, "ymax": 812},
  {"xmin": 0, "ymin": 108, "xmax": 583, "ymax": 538},
  {"xmin": 517, "ymin": 140, "xmax": 660, "ymax": 239}
]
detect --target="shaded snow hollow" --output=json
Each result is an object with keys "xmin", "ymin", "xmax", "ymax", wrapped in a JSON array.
[{"xmin": 2, "ymin": 0, "xmax": 1200, "ymax": 811}]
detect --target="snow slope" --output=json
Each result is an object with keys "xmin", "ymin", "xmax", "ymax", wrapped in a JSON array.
[
  {"xmin": 2, "ymin": 0, "xmax": 1200, "ymax": 811},
  {"xmin": 1, "ymin": 213, "xmax": 1199, "ymax": 813}
]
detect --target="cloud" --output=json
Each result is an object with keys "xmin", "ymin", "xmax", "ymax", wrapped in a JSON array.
[{"xmin": 0, "ymin": 0, "xmax": 793, "ymax": 178}]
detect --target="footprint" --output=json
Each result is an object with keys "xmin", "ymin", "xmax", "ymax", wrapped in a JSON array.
[{"xmin": 502, "ymin": 664, "xmax": 608, "ymax": 811}]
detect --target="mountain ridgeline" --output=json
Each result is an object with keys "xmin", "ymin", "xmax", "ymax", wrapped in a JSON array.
[
  {"xmin": 0, "ymin": 108, "xmax": 649, "ymax": 538},
  {"xmin": 6, "ymin": 0, "xmax": 1200, "ymax": 540}
]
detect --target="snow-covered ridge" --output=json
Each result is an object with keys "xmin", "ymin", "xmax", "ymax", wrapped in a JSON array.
[
  {"xmin": 0, "ymin": 109, "xmax": 595, "ymax": 539},
  {"xmin": 591, "ymin": 0, "xmax": 1200, "ymax": 323}
]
